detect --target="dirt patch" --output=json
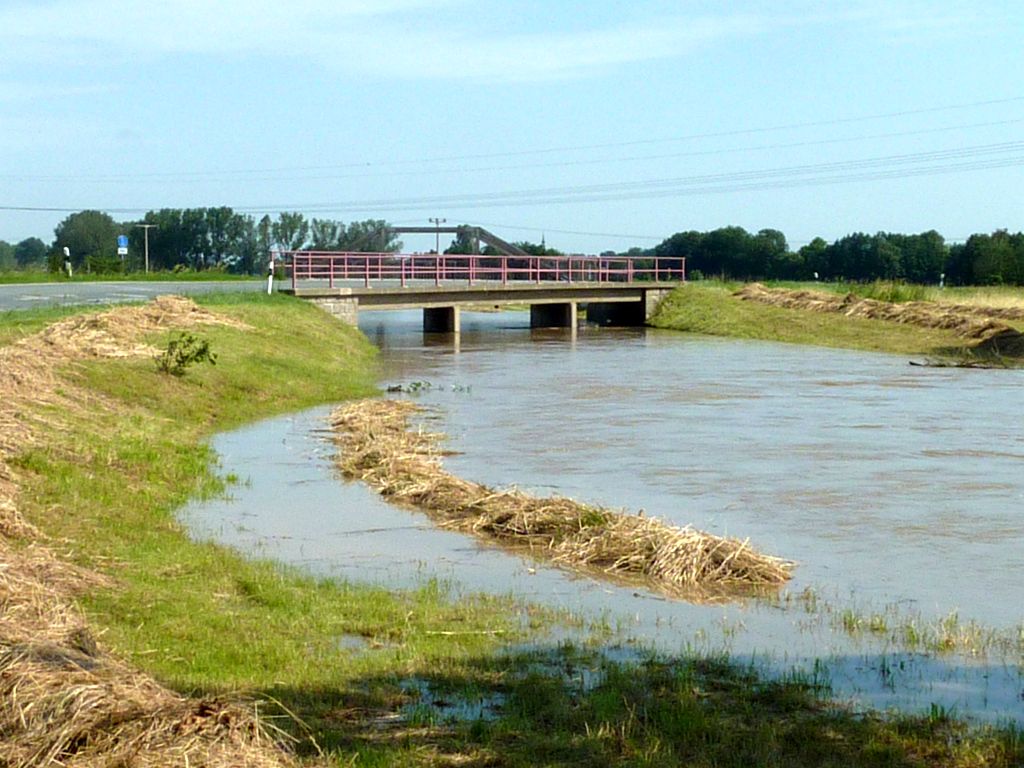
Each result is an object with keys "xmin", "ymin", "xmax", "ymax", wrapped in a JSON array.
[
  {"xmin": 331, "ymin": 399, "xmax": 795, "ymax": 600},
  {"xmin": 0, "ymin": 297, "xmax": 292, "ymax": 767},
  {"xmin": 734, "ymin": 283, "xmax": 1024, "ymax": 356}
]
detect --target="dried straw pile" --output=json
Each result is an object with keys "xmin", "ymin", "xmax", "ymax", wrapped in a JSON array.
[
  {"xmin": 0, "ymin": 297, "xmax": 293, "ymax": 767},
  {"xmin": 331, "ymin": 399, "xmax": 795, "ymax": 596},
  {"xmin": 734, "ymin": 282, "xmax": 1024, "ymax": 352}
]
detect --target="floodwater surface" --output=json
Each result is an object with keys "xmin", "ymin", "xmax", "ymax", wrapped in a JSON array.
[{"xmin": 183, "ymin": 310, "xmax": 1024, "ymax": 722}]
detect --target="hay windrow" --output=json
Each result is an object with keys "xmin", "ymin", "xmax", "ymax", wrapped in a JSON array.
[
  {"xmin": 331, "ymin": 399, "xmax": 795, "ymax": 598},
  {"xmin": 733, "ymin": 282, "xmax": 1024, "ymax": 353},
  {"xmin": 0, "ymin": 297, "xmax": 293, "ymax": 768}
]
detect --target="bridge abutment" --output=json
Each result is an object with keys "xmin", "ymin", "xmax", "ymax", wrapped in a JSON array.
[
  {"xmin": 530, "ymin": 301, "xmax": 577, "ymax": 329},
  {"xmin": 309, "ymin": 296, "xmax": 359, "ymax": 325}
]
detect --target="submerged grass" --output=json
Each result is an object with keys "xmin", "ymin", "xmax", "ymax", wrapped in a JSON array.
[{"xmin": 2, "ymin": 293, "xmax": 1022, "ymax": 766}]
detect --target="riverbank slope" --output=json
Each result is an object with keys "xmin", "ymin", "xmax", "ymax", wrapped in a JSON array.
[{"xmin": 650, "ymin": 281, "xmax": 1024, "ymax": 362}]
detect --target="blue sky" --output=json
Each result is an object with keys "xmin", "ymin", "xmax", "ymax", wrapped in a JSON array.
[{"xmin": 1, "ymin": 0, "xmax": 1022, "ymax": 253}]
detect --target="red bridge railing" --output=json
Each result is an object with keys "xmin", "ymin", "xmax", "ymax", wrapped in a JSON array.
[{"xmin": 280, "ymin": 251, "xmax": 685, "ymax": 291}]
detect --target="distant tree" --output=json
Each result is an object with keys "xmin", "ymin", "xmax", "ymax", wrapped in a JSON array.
[
  {"xmin": 653, "ymin": 230, "xmax": 703, "ymax": 276},
  {"xmin": 444, "ymin": 226, "xmax": 476, "ymax": 254},
  {"xmin": 511, "ymin": 240, "xmax": 562, "ymax": 256},
  {"xmin": 798, "ymin": 237, "xmax": 829, "ymax": 279},
  {"xmin": 945, "ymin": 242, "xmax": 970, "ymax": 285},
  {"xmin": 887, "ymin": 230, "xmax": 947, "ymax": 283},
  {"xmin": 753, "ymin": 228, "xmax": 789, "ymax": 278},
  {"xmin": 966, "ymin": 230, "xmax": 1020, "ymax": 285},
  {"xmin": 15, "ymin": 237, "xmax": 48, "ymax": 268},
  {"xmin": 272, "ymin": 212, "xmax": 309, "ymax": 251},
  {"xmin": 310, "ymin": 218, "xmax": 344, "ymax": 250},
  {"xmin": 0, "ymin": 240, "xmax": 15, "ymax": 270},
  {"xmin": 703, "ymin": 226, "xmax": 755, "ymax": 278},
  {"xmin": 52, "ymin": 210, "xmax": 119, "ymax": 272},
  {"xmin": 339, "ymin": 219, "xmax": 401, "ymax": 252}
]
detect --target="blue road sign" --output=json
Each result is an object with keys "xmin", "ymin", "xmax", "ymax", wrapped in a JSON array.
[{"xmin": 117, "ymin": 235, "xmax": 129, "ymax": 248}]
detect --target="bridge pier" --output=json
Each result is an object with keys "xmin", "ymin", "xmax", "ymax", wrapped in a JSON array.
[
  {"xmin": 530, "ymin": 301, "xmax": 577, "ymax": 329},
  {"xmin": 424, "ymin": 306, "xmax": 460, "ymax": 333}
]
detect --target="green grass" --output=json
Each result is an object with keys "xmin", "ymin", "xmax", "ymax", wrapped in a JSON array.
[
  {"xmin": 650, "ymin": 281, "xmax": 973, "ymax": 356},
  {"xmin": 6, "ymin": 292, "xmax": 1023, "ymax": 766},
  {"xmin": 0, "ymin": 303, "xmax": 109, "ymax": 346}
]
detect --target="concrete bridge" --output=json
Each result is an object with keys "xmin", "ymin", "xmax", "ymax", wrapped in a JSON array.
[{"xmin": 280, "ymin": 251, "xmax": 684, "ymax": 333}]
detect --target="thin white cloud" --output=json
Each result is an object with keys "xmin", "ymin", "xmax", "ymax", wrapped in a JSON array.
[
  {"xmin": 312, "ymin": 14, "xmax": 770, "ymax": 82},
  {"xmin": 0, "ymin": 0, "xmax": 458, "ymax": 57},
  {"xmin": 0, "ymin": 0, "xmax": 1008, "ymax": 85}
]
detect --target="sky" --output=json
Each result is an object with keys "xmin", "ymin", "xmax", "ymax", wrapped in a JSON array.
[{"xmin": 1, "ymin": 0, "xmax": 1022, "ymax": 254}]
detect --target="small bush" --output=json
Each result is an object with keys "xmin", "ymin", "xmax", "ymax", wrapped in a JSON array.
[{"xmin": 155, "ymin": 332, "xmax": 217, "ymax": 376}]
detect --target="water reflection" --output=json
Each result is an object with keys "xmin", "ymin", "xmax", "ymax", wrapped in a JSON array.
[{"xmin": 182, "ymin": 309, "xmax": 1024, "ymax": 723}]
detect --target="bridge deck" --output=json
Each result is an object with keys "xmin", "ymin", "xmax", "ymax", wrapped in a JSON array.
[
  {"xmin": 279, "ymin": 251, "xmax": 684, "ymax": 329},
  {"xmin": 285, "ymin": 281, "xmax": 676, "ymax": 309}
]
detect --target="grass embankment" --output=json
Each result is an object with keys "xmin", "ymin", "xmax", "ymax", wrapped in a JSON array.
[
  {"xmin": 650, "ymin": 280, "xmax": 1024, "ymax": 362},
  {"xmin": 3, "ymin": 294, "xmax": 1022, "ymax": 766}
]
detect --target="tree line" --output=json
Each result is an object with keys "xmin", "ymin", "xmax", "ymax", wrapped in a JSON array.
[
  {"xmin": 2, "ymin": 209, "xmax": 1023, "ymax": 286},
  {"xmin": 626, "ymin": 226, "xmax": 1024, "ymax": 286},
  {"xmin": 0, "ymin": 209, "xmax": 402, "ymax": 275}
]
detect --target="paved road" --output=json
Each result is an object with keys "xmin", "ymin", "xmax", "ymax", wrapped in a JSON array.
[{"xmin": 0, "ymin": 280, "xmax": 273, "ymax": 311}]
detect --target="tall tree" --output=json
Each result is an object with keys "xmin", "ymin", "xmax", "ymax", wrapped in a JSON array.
[
  {"xmin": 16, "ymin": 237, "xmax": 48, "ymax": 268},
  {"xmin": 310, "ymin": 218, "xmax": 344, "ymax": 250},
  {"xmin": 339, "ymin": 219, "xmax": 401, "ymax": 252},
  {"xmin": 52, "ymin": 210, "xmax": 119, "ymax": 271},
  {"xmin": 0, "ymin": 240, "xmax": 15, "ymax": 270},
  {"xmin": 272, "ymin": 212, "xmax": 310, "ymax": 251},
  {"xmin": 798, "ymin": 237, "xmax": 829, "ymax": 279}
]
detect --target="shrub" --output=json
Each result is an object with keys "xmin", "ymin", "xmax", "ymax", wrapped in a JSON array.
[{"xmin": 155, "ymin": 332, "xmax": 217, "ymax": 376}]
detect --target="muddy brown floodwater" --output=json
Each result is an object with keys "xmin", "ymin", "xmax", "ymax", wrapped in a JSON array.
[{"xmin": 183, "ymin": 309, "xmax": 1024, "ymax": 723}]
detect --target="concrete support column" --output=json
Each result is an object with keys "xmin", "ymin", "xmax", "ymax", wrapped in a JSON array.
[
  {"xmin": 530, "ymin": 301, "xmax": 577, "ymax": 329},
  {"xmin": 423, "ymin": 306, "xmax": 460, "ymax": 333}
]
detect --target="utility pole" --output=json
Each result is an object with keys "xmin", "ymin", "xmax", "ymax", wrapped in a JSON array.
[
  {"xmin": 134, "ymin": 223, "xmax": 157, "ymax": 273},
  {"xmin": 428, "ymin": 217, "xmax": 446, "ymax": 254}
]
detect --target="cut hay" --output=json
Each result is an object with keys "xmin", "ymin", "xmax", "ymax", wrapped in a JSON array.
[
  {"xmin": 734, "ymin": 282, "xmax": 1024, "ymax": 354},
  {"xmin": 0, "ymin": 297, "xmax": 294, "ymax": 768},
  {"xmin": 331, "ymin": 399, "xmax": 795, "ymax": 598}
]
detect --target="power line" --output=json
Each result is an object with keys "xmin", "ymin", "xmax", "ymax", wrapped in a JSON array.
[
  {"xmin": 2, "ymin": 140, "xmax": 1021, "ymax": 217},
  {"xmin": 226, "ymin": 140, "xmax": 1024, "ymax": 212}
]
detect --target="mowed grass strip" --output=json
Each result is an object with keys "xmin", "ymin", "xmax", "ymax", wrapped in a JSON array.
[
  {"xmin": 650, "ymin": 281, "xmax": 978, "ymax": 355},
  {"xmin": 4, "ymin": 292, "xmax": 1022, "ymax": 766}
]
